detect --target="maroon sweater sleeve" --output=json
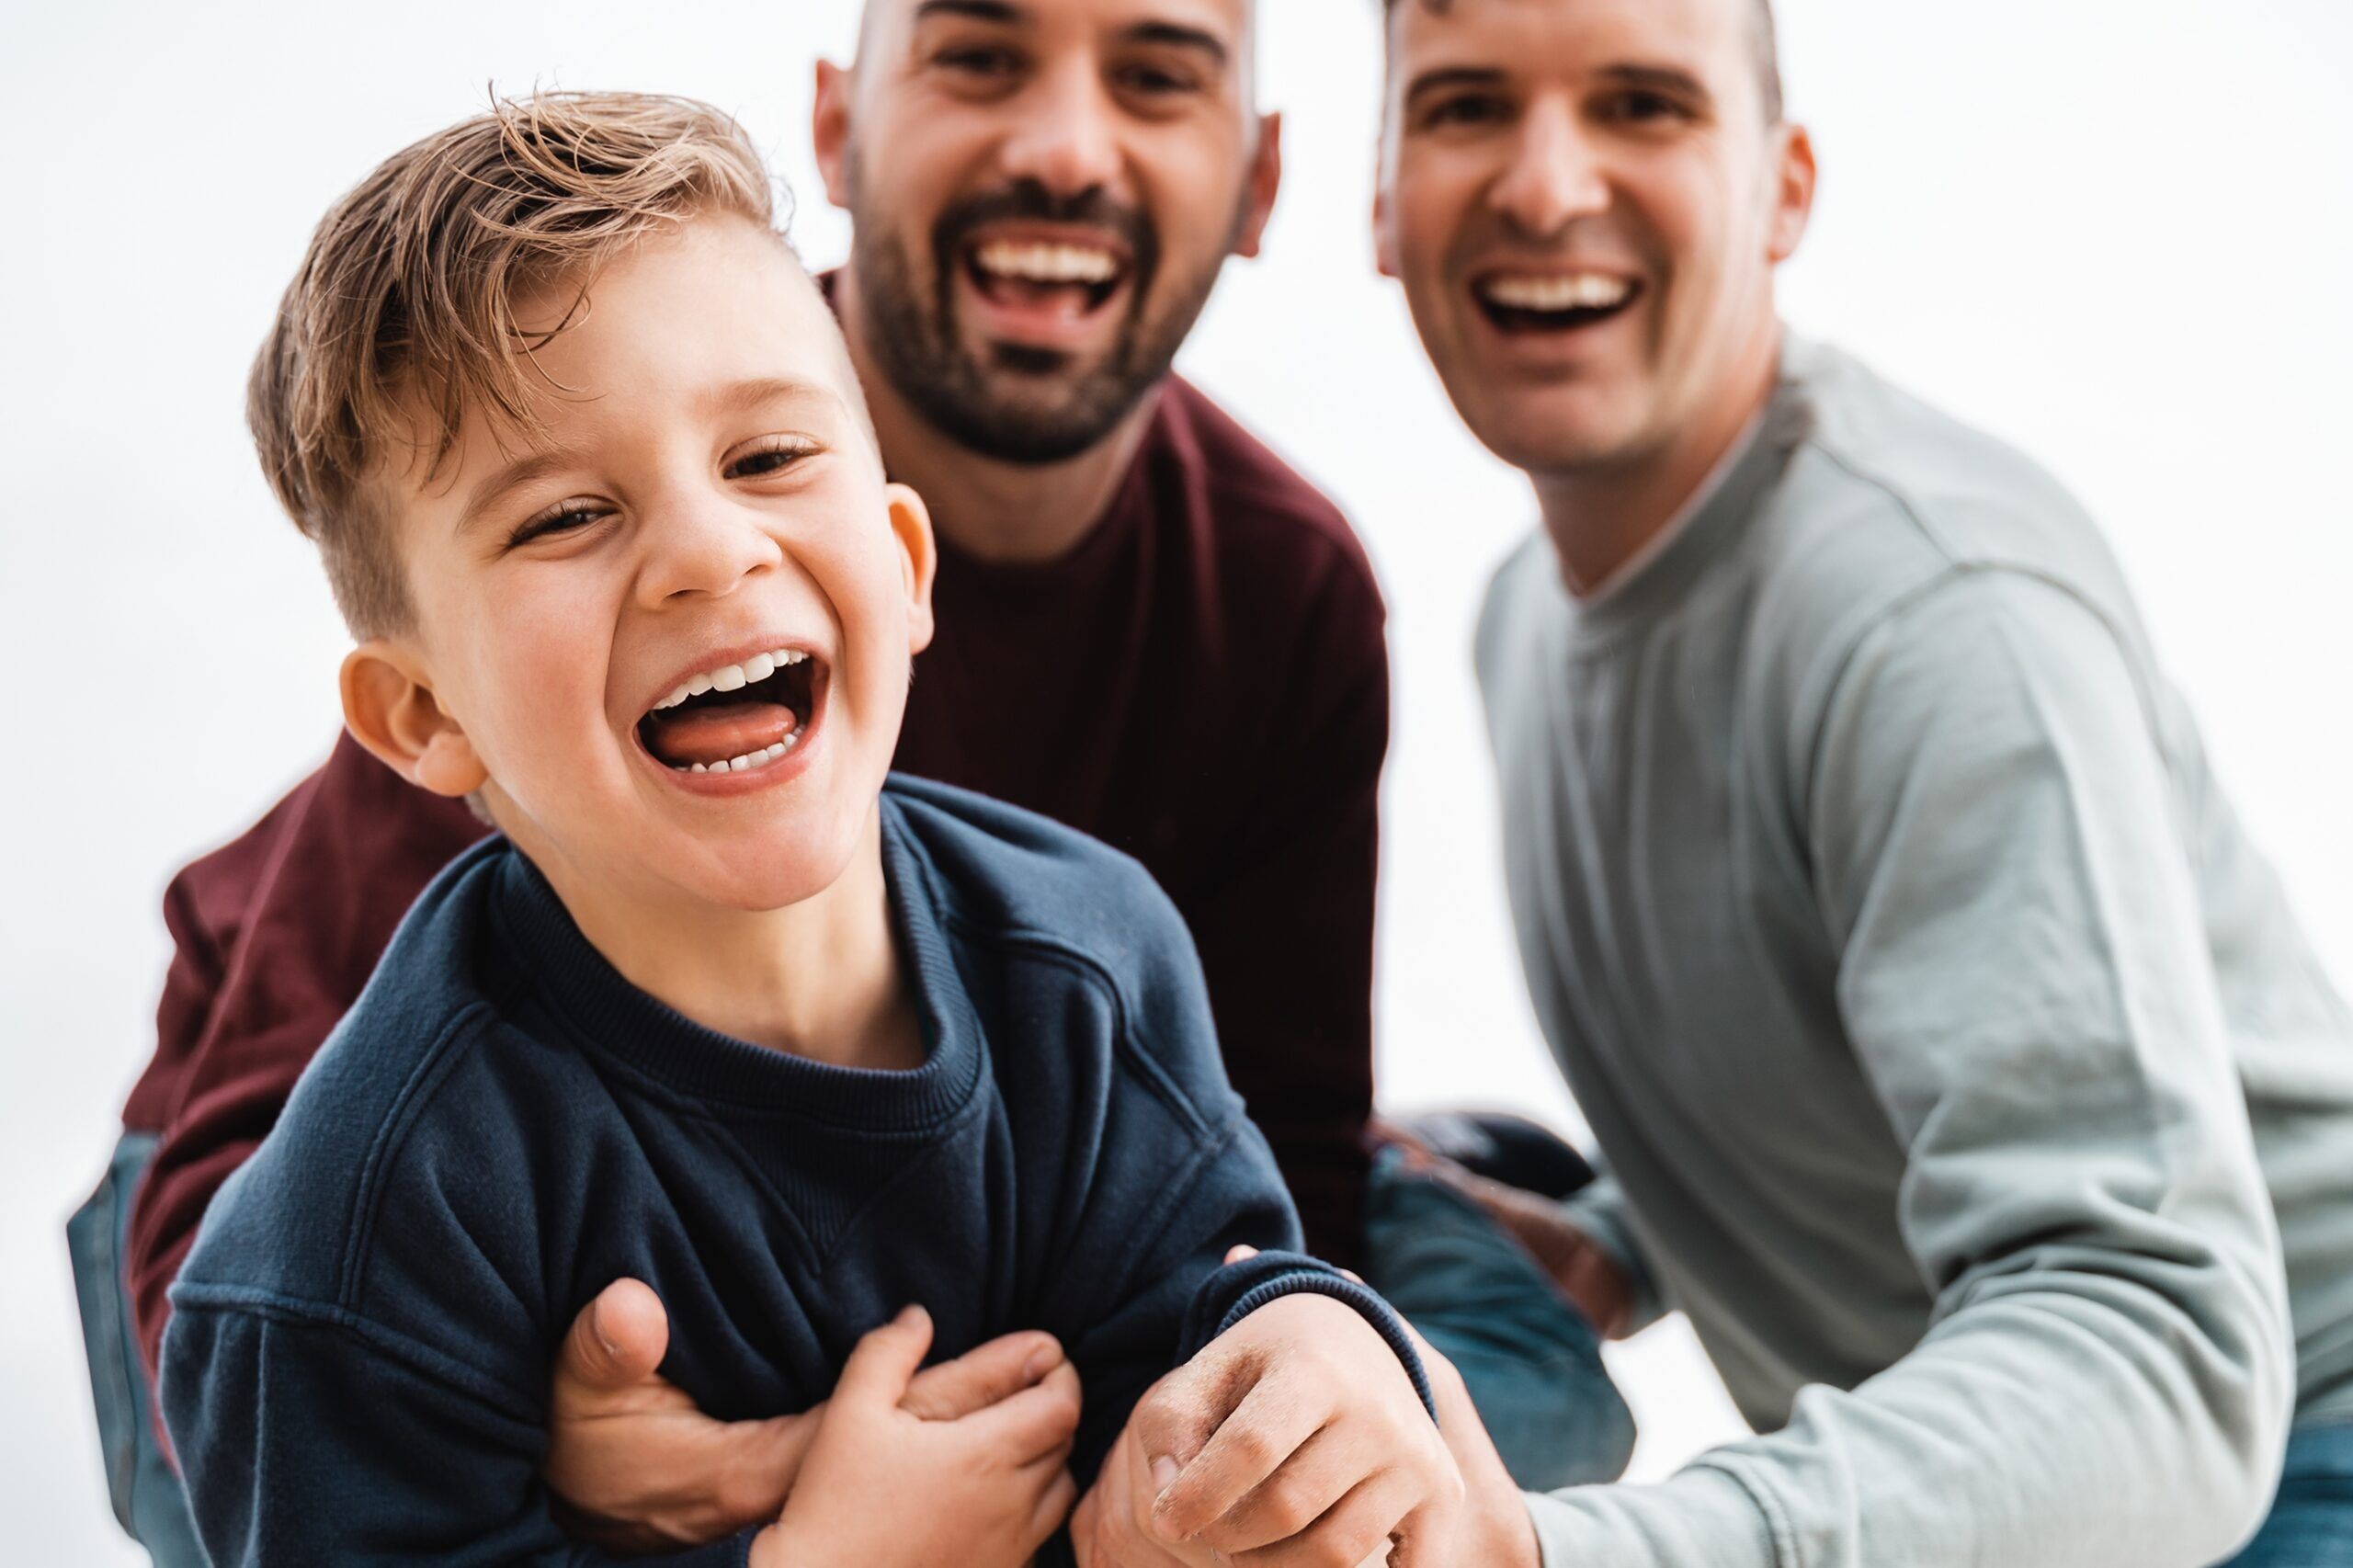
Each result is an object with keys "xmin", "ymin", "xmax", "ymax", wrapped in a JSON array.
[{"xmin": 123, "ymin": 733, "xmax": 488, "ymax": 1381}]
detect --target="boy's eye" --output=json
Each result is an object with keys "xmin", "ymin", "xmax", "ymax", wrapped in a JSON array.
[
  {"xmin": 506, "ymin": 501, "xmax": 609, "ymax": 550},
  {"xmin": 726, "ymin": 437, "xmax": 822, "ymax": 481}
]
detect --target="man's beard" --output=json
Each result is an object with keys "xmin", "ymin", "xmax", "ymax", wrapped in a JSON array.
[{"xmin": 849, "ymin": 175, "xmax": 1236, "ymax": 466}]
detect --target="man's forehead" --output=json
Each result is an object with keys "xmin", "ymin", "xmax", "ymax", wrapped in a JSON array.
[
  {"xmin": 862, "ymin": 0, "xmax": 1251, "ymax": 51},
  {"xmin": 1389, "ymin": 0, "xmax": 1745, "ymax": 75}
]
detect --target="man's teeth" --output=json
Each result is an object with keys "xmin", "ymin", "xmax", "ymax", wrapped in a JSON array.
[
  {"xmin": 683, "ymin": 732, "xmax": 804, "ymax": 775},
  {"xmin": 973, "ymin": 240, "xmax": 1122, "ymax": 286},
  {"xmin": 1483, "ymin": 274, "xmax": 1634, "ymax": 312},
  {"xmin": 651, "ymin": 648, "xmax": 808, "ymax": 712}
]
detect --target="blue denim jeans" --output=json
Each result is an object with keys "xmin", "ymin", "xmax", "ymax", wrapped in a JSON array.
[
  {"xmin": 2220, "ymin": 1420, "xmax": 2353, "ymax": 1565},
  {"xmin": 1362, "ymin": 1149, "xmax": 1636, "ymax": 1491},
  {"xmin": 67, "ymin": 1131, "xmax": 207, "ymax": 1568}
]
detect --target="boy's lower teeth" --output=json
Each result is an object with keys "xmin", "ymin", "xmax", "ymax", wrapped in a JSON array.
[{"xmin": 681, "ymin": 732, "xmax": 802, "ymax": 775}]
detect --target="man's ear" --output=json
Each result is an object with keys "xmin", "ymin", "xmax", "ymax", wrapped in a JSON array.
[
  {"xmin": 813, "ymin": 59, "xmax": 856, "ymax": 211},
  {"xmin": 1233, "ymin": 111, "xmax": 1284, "ymax": 261},
  {"xmin": 1373, "ymin": 183, "xmax": 1402, "ymax": 280},
  {"xmin": 884, "ymin": 483, "xmax": 938, "ymax": 656},
  {"xmin": 341, "ymin": 642, "xmax": 488, "ymax": 800},
  {"xmin": 1768, "ymin": 122, "xmax": 1817, "ymax": 264}
]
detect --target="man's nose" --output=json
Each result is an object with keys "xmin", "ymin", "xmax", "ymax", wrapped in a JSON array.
[
  {"xmin": 995, "ymin": 60, "xmax": 1124, "ymax": 200},
  {"xmin": 635, "ymin": 495, "xmax": 784, "ymax": 608},
  {"xmin": 1489, "ymin": 97, "xmax": 1609, "ymax": 239}
]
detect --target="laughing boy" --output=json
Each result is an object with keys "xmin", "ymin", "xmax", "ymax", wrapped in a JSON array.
[{"xmin": 156, "ymin": 91, "xmax": 1452, "ymax": 1568}]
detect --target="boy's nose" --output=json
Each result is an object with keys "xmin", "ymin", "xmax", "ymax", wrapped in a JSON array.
[{"xmin": 635, "ymin": 502, "xmax": 786, "ymax": 608}]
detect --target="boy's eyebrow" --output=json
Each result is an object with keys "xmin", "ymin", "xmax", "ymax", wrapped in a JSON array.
[
  {"xmin": 457, "ymin": 448, "xmax": 592, "ymax": 536},
  {"xmin": 708, "ymin": 374, "xmax": 839, "ymax": 418}
]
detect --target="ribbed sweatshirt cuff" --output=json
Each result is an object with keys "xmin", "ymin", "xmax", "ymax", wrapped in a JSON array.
[{"xmin": 1177, "ymin": 1250, "xmax": 1438, "ymax": 1422}]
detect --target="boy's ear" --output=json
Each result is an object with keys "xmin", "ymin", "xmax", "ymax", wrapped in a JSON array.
[
  {"xmin": 884, "ymin": 483, "xmax": 938, "ymax": 657},
  {"xmin": 813, "ymin": 60, "xmax": 855, "ymax": 211},
  {"xmin": 341, "ymin": 642, "xmax": 488, "ymax": 800}
]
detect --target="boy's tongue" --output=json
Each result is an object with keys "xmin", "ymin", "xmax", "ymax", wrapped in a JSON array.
[{"xmin": 643, "ymin": 699, "xmax": 798, "ymax": 769}]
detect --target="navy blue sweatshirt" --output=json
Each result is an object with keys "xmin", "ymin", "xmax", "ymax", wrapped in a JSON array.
[{"xmin": 160, "ymin": 778, "xmax": 1426, "ymax": 1567}]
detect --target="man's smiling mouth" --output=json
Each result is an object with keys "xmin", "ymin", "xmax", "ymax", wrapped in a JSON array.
[
  {"xmin": 962, "ymin": 233, "xmax": 1131, "ymax": 326},
  {"xmin": 1474, "ymin": 272, "xmax": 1643, "ymax": 334},
  {"xmin": 637, "ymin": 647, "xmax": 821, "ymax": 775}
]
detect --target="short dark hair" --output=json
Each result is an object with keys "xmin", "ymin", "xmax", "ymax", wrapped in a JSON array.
[{"xmin": 1381, "ymin": 0, "xmax": 1785, "ymax": 126}]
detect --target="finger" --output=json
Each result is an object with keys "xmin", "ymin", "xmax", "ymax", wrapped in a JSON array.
[
  {"xmin": 1223, "ymin": 1244, "xmax": 1262, "ymax": 1266},
  {"xmin": 557, "ymin": 1278, "xmax": 670, "ymax": 1393},
  {"xmin": 964, "ymin": 1358, "xmax": 1084, "ymax": 1461},
  {"xmin": 1230, "ymin": 1471, "xmax": 1417, "ymax": 1568},
  {"xmin": 831, "ymin": 1304, "xmax": 934, "ymax": 1409},
  {"xmin": 1193, "ymin": 1422, "xmax": 1358, "ymax": 1553},
  {"xmin": 1153, "ymin": 1371, "xmax": 1328, "ymax": 1542},
  {"xmin": 1025, "ymin": 1467, "xmax": 1082, "ymax": 1557},
  {"xmin": 902, "ymin": 1330, "xmax": 1063, "ymax": 1421}
]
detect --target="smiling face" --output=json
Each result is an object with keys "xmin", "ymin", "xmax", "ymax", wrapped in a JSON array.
[
  {"xmin": 346, "ymin": 216, "xmax": 937, "ymax": 926},
  {"xmin": 1377, "ymin": 0, "xmax": 1812, "ymax": 480},
  {"xmin": 817, "ymin": 0, "xmax": 1279, "ymax": 463}
]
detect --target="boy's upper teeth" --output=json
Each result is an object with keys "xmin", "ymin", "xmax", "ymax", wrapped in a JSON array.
[
  {"xmin": 1483, "ymin": 274, "xmax": 1634, "ymax": 312},
  {"xmin": 974, "ymin": 239, "xmax": 1121, "ymax": 286},
  {"xmin": 651, "ymin": 647, "xmax": 808, "ymax": 711}
]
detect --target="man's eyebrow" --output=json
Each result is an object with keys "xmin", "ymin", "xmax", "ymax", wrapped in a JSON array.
[
  {"xmin": 1122, "ymin": 20, "xmax": 1229, "ymax": 65},
  {"xmin": 914, "ymin": 0, "xmax": 1024, "ymax": 25},
  {"xmin": 1404, "ymin": 65, "xmax": 1508, "ymax": 110},
  {"xmin": 1596, "ymin": 62, "xmax": 1713, "ymax": 102},
  {"xmin": 456, "ymin": 449, "xmax": 586, "ymax": 537}
]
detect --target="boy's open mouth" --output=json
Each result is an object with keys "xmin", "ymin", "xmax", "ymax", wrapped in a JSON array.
[{"xmin": 636, "ymin": 647, "xmax": 821, "ymax": 775}]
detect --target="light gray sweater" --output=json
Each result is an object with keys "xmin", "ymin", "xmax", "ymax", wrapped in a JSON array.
[{"xmin": 1476, "ymin": 337, "xmax": 2353, "ymax": 1567}]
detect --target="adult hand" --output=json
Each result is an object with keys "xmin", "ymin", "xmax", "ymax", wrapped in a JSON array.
[
  {"xmin": 1389, "ymin": 1317, "xmax": 1544, "ymax": 1568},
  {"xmin": 544, "ymin": 1278, "xmax": 1074, "ymax": 1551},
  {"xmin": 1426, "ymin": 1161, "xmax": 1635, "ymax": 1339},
  {"xmin": 1089, "ymin": 1256, "xmax": 1461, "ymax": 1567}
]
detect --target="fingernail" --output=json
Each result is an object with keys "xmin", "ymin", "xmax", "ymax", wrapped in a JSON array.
[
  {"xmin": 1150, "ymin": 1456, "xmax": 1180, "ymax": 1495},
  {"xmin": 589, "ymin": 1301, "xmax": 618, "ymax": 1356},
  {"xmin": 1025, "ymin": 1342, "xmax": 1061, "ymax": 1380}
]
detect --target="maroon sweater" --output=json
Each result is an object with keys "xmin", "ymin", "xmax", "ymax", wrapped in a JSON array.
[{"xmin": 121, "ymin": 377, "xmax": 1387, "ymax": 1381}]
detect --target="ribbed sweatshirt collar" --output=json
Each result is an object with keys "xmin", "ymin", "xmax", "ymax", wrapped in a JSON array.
[{"xmin": 483, "ymin": 794, "xmax": 987, "ymax": 1131}]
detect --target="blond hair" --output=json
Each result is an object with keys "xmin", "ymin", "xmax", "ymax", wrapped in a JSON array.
[{"xmin": 249, "ymin": 91, "xmax": 779, "ymax": 635}]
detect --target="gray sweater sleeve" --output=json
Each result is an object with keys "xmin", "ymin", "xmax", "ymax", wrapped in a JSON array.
[{"xmin": 1524, "ymin": 568, "xmax": 2294, "ymax": 1567}]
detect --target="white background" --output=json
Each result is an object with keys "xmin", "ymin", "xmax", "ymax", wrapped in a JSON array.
[{"xmin": 4, "ymin": 1, "xmax": 2348, "ymax": 1560}]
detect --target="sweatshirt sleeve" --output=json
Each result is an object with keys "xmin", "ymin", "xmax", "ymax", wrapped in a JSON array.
[
  {"xmin": 1521, "ymin": 569, "xmax": 2294, "ymax": 1567},
  {"xmin": 162, "ymin": 1294, "xmax": 754, "ymax": 1568}
]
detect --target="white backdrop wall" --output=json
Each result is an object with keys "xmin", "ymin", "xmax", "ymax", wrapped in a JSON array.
[{"xmin": 4, "ymin": 2, "xmax": 2347, "ymax": 1560}]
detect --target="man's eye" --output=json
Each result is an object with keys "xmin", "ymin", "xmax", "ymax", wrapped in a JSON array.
[
  {"xmin": 727, "ymin": 440, "xmax": 820, "ymax": 481},
  {"xmin": 506, "ymin": 503, "xmax": 607, "ymax": 549},
  {"xmin": 1604, "ymin": 89, "xmax": 1688, "ymax": 124},
  {"xmin": 1116, "ymin": 62, "xmax": 1200, "ymax": 98},
  {"xmin": 1425, "ymin": 95, "xmax": 1509, "ymax": 130},
  {"xmin": 935, "ymin": 44, "xmax": 1023, "ymax": 80}
]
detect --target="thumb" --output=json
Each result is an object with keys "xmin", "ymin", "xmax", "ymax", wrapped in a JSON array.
[
  {"xmin": 833, "ymin": 1305, "xmax": 936, "ymax": 1411},
  {"xmin": 557, "ymin": 1278, "xmax": 670, "ymax": 1393}
]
